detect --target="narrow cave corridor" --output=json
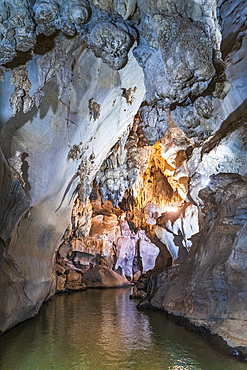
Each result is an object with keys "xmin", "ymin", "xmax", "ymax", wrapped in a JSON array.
[
  {"xmin": 55, "ymin": 126, "xmax": 197, "ymax": 292},
  {"xmin": 0, "ymin": 0, "xmax": 247, "ymax": 368}
]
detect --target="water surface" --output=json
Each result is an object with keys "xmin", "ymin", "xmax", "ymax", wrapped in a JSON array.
[{"xmin": 0, "ymin": 287, "xmax": 246, "ymax": 370}]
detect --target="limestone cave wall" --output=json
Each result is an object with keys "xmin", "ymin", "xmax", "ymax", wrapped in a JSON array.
[{"xmin": 0, "ymin": 0, "xmax": 246, "ymax": 358}]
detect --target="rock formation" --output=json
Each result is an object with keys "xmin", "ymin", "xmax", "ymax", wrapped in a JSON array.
[
  {"xmin": 137, "ymin": 0, "xmax": 247, "ymax": 357},
  {"xmin": 0, "ymin": 0, "xmax": 246, "ymax": 360},
  {"xmin": 0, "ymin": 0, "xmax": 145, "ymax": 333}
]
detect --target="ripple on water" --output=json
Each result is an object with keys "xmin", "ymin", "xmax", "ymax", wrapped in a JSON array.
[{"xmin": 0, "ymin": 287, "xmax": 246, "ymax": 370}]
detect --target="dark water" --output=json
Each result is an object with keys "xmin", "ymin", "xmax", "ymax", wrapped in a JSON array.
[{"xmin": 0, "ymin": 287, "xmax": 246, "ymax": 370}]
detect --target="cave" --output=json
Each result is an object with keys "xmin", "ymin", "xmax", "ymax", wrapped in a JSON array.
[{"xmin": 0, "ymin": 0, "xmax": 247, "ymax": 368}]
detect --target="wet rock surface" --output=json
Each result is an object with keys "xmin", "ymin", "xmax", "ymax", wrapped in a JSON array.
[{"xmin": 139, "ymin": 173, "xmax": 247, "ymax": 356}]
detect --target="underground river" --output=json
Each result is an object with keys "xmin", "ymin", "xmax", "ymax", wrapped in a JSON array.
[{"xmin": 0, "ymin": 287, "xmax": 246, "ymax": 370}]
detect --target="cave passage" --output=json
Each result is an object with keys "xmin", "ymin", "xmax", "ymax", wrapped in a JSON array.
[
  {"xmin": 0, "ymin": 0, "xmax": 246, "ymax": 363},
  {"xmin": 0, "ymin": 287, "xmax": 246, "ymax": 370},
  {"xmin": 54, "ymin": 135, "xmax": 194, "ymax": 294}
]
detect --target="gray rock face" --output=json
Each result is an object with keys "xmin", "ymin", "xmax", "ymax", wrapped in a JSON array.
[
  {"xmin": 131, "ymin": 0, "xmax": 225, "ymax": 144},
  {"xmin": 96, "ymin": 121, "xmax": 140, "ymax": 207},
  {"xmin": 136, "ymin": 0, "xmax": 247, "ymax": 356},
  {"xmin": 87, "ymin": 20, "xmax": 135, "ymax": 70},
  {"xmin": 0, "ymin": 0, "xmax": 137, "ymax": 71},
  {"xmin": 134, "ymin": 16, "xmax": 215, "ymax": 105},
  {"xmin": 34, "ymin": 0, "xmax": 60, "ymax": 36},
  {"xmin": 0, "ymin": 0, "xmax": 226, "ymax": 147},
  {"xmin": 136, "ymin": 0, "xmax": 247, "ymax": 354},
  {"xmin": 214, "ymin": 0, "xmax": 247, "ymax": 120},
  {"xmin": 0, "ymin": 0, "xmax": 35, "ymax": 64},
  {"xmin": 0, "ymin": 0, "xmax": 246, "ymax": 358},
  {"xmin": 140, "ymin": 174, "xmax": 247, "ymax": 353},
  {"xmin": 171, "ymin": 102, "xmax": 216, "ymax": 140},
  {"xmin": 0, "ymin": 27, "xmax": 144, "ymax": 332},
  {"xmin": 91, "ymin": 0, "xmax": 136, "ymax": 20},
  {"xmin": 187, "ymin": 122, "xmax": 247, "ymax": 205},
  {"xmin": 139, "ymin": 104, "xmax": 168, "ymax": 146}
]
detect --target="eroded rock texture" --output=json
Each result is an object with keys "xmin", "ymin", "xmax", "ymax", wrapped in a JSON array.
[
  {"xmin": 138, "ymin": 0, "xmax": 247, "ymax": 357},
  {"xmin": 140, "ymin": 173, "xmax": 247, "ymax": 355},
  {"xmin": 54, "ymin": 121, "xmax": 198, "ymax": 293},
  {"xmin": 0, "ymin": 21, "xmax": 145, "ymax": 332},
  {"xmin": 0, "ymin": 0, "xmax": 247, "ymax": 359},
  {"xmin": 55, "ymin": 188, "xmax": 161, "ymax": 290},
  {"xmin": 87, "ymin": 20, "xmax": 135, "ymax": 70},
  {"xmin": 95, "ymin": 119, "xmax": 140, "ymax": 207},
  {"xmin": 131, "ymin": 0, "xmax": 227, "ymax": 145},
  {"xmin": 0, "ymin": 0, "xmax": 36, "ymax": 65},
  {"xmin": 0, "ymin": 0, "xmax": 137, "ymax": 71}
]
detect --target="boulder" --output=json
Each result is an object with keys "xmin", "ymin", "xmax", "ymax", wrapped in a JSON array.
[
  {"xmin": 66, "ymin": 269, "xmax": 82, "ymax": 283},
  {"xmin": 82, "ymin": 265, "xmax": 131, "ymax": 288},
  {"xmin": 56, "ymin": 275, "xmax": 66, "ymax": 292},
  {"xmin": 133, "ymin": 271, "xmax": 141, "ymax": 281},
  {"xmin": 64, "ymin": 269, "xmax": 87, "ymax": 291}
]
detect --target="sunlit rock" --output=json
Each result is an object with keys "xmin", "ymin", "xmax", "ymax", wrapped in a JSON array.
[
  {"xmin": 156, "ymin": 204, "xmax": 199, "ymax": 263},
  {"xmin": 187, "ymin": 124, "xmax": 247, "ymax": 205}
]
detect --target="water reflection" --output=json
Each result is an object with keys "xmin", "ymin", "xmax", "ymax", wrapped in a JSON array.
[
  {"xmin": 0, "ymin": 288, "xmax": 246, "ymax": 370},
  {"xmin": 99, "ymin": 293, "xmax": 152, "ymax": 353}
]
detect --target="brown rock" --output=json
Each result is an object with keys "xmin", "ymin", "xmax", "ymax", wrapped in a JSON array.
[
  {"xmin": 66, "ymin": 282, "xmax": 87, "ymax": 291},
  {"xmin": 56, "ymin": 275, "xmax": 66, "ymax": 292},
  {"xmin": 55, "ymin": 263, "xmax": 66, "ymax": 275},
  {"xmin": 71, "ymin": 239, "xmax": 87, "ymax": 252},
  {"xmin": 82, "ymin": 265, "xmax": 131, "ymax": 288},
  {"xmin": 58, "ymin": 242, "xmax": 71, "ymax": 258},
  {"xmin": 129, "ymin": 286, "xmax": 146, "ymax": 300},
  {"xmin": 63, "ymin": 261, "xmax": 82, "ymax": 273},
  {"xmin": 66, "ymin": 269, "xmax": 82, "ymax": 283},
  {"xmin": 133, "ymin": 271, "xmax": 141, "ymax": 281}
]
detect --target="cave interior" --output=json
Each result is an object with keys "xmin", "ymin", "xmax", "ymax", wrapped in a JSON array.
[{"xmin": 0, "ymin": 0, "xmax": 247, "ymax": 361}]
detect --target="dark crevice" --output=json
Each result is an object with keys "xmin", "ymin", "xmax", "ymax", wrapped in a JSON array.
[
  {"xmin": 201, "ymin": 98, "xmax": 247, "ymax": 157},
  {"xmin": 21, "ymin": 153, "xmax": 31, "ymax": 200}
]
